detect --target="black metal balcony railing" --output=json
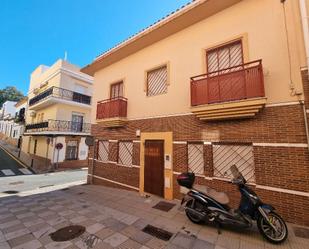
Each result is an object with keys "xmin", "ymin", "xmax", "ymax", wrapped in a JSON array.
[
  {"xmin": 29, "ymin": 86, "xmax": 91, "ymax": 106},
  {"xmin": 25, "ymin": 120, "xmax": 91, "ymax": 133}
]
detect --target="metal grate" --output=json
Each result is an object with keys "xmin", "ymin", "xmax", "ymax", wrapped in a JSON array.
[
  {"xmin": 147, "ymin": 66, "xmax": 168, "ymax": 96},
  {"xmin": 142, "ymin": 225, "xmax": 173, "ymax": 241},
  {"xmin": 98, "ymin": 140, "xmax": 109, "ymax": 162},
  {"xmin": 152, "ymin": 201, "xmax": 176, "ymax": 212},
  {"xmin": 293, "ymin": 227, "xmax": 309, "ymax": 239},
  {"xmin": 118, "ymin": 141, "xmax": 133, "ymax": 166},
  {"xmin": 213, "ymin": 144, "xmax": 255, "ymax": 183},
  {"xmin": 188, "ymin": 143, "xmax": 204, "ymax": 174}
]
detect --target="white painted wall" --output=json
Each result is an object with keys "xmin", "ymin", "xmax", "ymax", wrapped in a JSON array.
[
  {"xmin": 52, "ymin": 136, "xmax": 66, "ymax": 163},
  {"xmin": 78, "ymin": 137, "xmax": 88, "ymax": 160}
]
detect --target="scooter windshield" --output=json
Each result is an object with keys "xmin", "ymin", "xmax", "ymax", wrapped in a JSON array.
[{"xmin": 230, "ymin": 164, "xmax": 244, "ymax": 181}]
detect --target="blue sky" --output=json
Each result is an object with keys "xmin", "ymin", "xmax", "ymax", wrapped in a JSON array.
[{"xmin": 0, "ymin": 0, "xmax": 190, "ymax": 95}]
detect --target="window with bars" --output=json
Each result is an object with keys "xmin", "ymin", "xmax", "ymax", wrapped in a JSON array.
[
  {"xmin": 118, "ymin": 141, "xmax": 133, "ymax": 166},
  {"xmin": 97, "ymin": 140, "xmax": 109, "ymax": 162},
  {"xmin": 207, "ymin": 40, "xmax": 243, "ymax": 74},
  {"xmin": 110, "ymin": 81, "xmax": 124, "ymax": 99},
  {"xmin": 212, "ymin": 144, "xmax": 255, "ymax": 183},
  {"xmin": 187, "ymin": 143, "xmax": 204, "ymax": 175},
  {"xmin": 66, "ymin": 140, "xmax": 78, "ymax": 160},
  {"xmin": 147, "ymin": 65, "xmax": 168, "ymax": 96}
]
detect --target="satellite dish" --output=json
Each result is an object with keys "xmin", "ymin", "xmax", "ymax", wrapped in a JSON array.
[{"xmin": 85, "ymin": 136, "xmax": 94, "ymax": 146}]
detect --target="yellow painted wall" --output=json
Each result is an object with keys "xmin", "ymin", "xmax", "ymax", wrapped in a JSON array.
[
  {"xmin": 91, "ymin": 0, "xmax": 307, "ymax": 122},
  {"xmin": 56, "ymin": 104, "xmax": 91, "ymax": 123}
]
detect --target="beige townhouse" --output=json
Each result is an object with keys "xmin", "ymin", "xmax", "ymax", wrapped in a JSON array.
[{"xmin": 83, "ymin": 0, "xmax": 309, "ymax": 225}]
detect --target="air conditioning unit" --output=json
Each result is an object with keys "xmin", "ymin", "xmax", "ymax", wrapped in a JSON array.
[{"xmin": 29, "ymin": 110, "xmax": 36, "ymax": 117}]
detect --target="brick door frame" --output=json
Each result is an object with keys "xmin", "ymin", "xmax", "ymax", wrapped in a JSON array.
[{"xmin": 140, "ymin": 132, "xmax": 173, "ymax": 200}]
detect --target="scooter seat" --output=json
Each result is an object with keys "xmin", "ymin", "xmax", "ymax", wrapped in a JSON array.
[{"xmin": 193, "ymin": 184, "xmax": 230, "ymax": 205}]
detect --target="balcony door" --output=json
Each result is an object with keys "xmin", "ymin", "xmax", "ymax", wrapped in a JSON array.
[
  {"xmin": 71, "ymin": 114, "xmax": 83, "ymax": 132},
  {"xmin": 206, "ymin": 40, "xmax": 245, "ymax": 103},
  {"xmin": 207, "ymin": 40, "xmax": 243, "ymax": 74},
  {"xmin": 110, "ymin": 81, "xmax": 123, "ymax": 99}
]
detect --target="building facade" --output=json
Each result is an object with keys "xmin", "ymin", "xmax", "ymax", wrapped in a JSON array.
[
  {"xmin": 0, "ymin": 100, "xmax": 19, "ymax": 143},
  {"xmin": 83, "ymin": 0, "xmax": 309, "ymax": 225},
  {"xmin": 21, "ymin": 59, "xmax": 93, "ymax": 170}
]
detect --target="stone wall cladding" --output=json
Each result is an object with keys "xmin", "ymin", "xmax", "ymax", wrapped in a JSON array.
[
  {"xmin": 90, "ymin": 104, "xmax": 309, "ymax": 225},
  {"xmin": 93, "ymin": 161, "xmax": 139, "ymax": 188},
  {"xmin": 254, "ymin": 146, "xmax": 309, "ymax": 192},
  {"xmin": 92, "ymin": 176, "xmax": 139, "ymax": 192},
  {"xmin": 92, "ymin": 105, "xmax": 307, "ymax": 144},
  {"xmin": 58, "ymin": 159, "xmax": 88, "ymax": 169}
]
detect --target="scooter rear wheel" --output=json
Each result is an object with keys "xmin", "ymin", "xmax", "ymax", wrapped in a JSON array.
[
  {"xmin": 185, "ymin": 200, "xmax": 204, "ymax": 224},
  {"xmin": 257, "ymin": 211, "xmax": 288, "ymax": 244}
]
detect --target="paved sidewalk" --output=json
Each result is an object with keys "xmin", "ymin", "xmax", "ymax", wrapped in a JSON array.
[{"xmin": 0, "ymin": 184, "xmax": 308, "ymax": 249}]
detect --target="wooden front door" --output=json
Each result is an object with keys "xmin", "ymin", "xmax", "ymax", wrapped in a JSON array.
[{"xmin": 144, "ymin": 140, "xmax": 164, "ymax": 197}]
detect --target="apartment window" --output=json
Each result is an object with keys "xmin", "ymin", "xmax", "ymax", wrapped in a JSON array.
[
  {"xmin": 147, "ymin": 65, "xmax": 168, "ymax": 96},
  {"xmin": 187, "ymin": 143, "xmax": 204, "ymax": 175},
  {"xmin": 118, "ymin": 141, "xmax": 133, "ymax": 166},
  {"xmin": 110, "ymin": 81, "xmax": 124, "ymax": 99},
  {"xmin": 212, "ymin": 144, "xmax": 255, "ymax": 183},
  {"xmin": 207, "ymin": 40, "xmax": 243, "ymax": 74},
  {"xmin": 71, "ymin": 114, "xmax": 84, "ymax": 132},
  {"xmin": 66, "ymin": 140, "xmax": 78, "ymax": 160},
  {"xmin": 97, "ymin": 140, "xmax": 109, "ymax": 162}
]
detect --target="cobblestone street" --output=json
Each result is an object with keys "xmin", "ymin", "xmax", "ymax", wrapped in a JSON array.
[{"xmin": 0, "ymin": 184, "xmax": 308, "ymax": 249}]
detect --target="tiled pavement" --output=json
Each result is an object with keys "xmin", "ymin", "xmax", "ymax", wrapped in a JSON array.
[{"xmin": 0, "ymin": 185, "xmax": 308, "ymax": 249}]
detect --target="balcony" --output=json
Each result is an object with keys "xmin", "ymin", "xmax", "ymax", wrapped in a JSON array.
[
  {"xmin": 96, "ymin": 97, "xmax": 127, "ymax": 127},
  {"xmin": 190, "ymin": 60, "xmax": 266, "ymax": 121},
  {"xmin": 24, "ymin": 119, "xmax": 91, "ymax": 135},
  {"xmin": 29, "ymin": 86, "xmax": 91, "ymax": 110}
]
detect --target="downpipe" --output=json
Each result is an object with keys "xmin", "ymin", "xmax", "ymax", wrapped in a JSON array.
[{"xmin": 300, "ymin": 101, "xmax": 309, "ymax": 152}]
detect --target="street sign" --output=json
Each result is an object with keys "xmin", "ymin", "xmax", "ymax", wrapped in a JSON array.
[
  {"xmin": 85, "ymin": 136, "xmax": 94, "ymax": 146},
  {"xmin": 55, "ymin": 143, "xmax": 63, "ymax": 150}
]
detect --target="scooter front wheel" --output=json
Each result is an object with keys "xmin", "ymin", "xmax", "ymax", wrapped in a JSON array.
[
  {"xmin": 257, "ymin": 211, "xmax": 288, "ymax": 244},
  {"xmin": 185, "ymin": 200, "xmax": 204, "ymax": 224}
]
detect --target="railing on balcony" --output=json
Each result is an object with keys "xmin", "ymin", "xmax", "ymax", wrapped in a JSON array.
[
  {"xmin": 29, "ymin": 86, "xmax": 91, "ymax": 106},
  {"xmin": 25, "ymin": 119, "xmax": 91, "ymax": 133},
  {"xmin": 96, "ymin": 97, "xmax": 127, "ymax": 120},
  {"xmin": 190, "ymin": 60, "xmax": 265, "ymax": 106}
]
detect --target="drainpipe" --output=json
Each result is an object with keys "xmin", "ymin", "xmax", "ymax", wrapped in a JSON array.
[
  {"xmin": 301, "ymin": 101, "xmax": 309, "ymax": 151},
  {"xmin": 299, "ymin": 0, "xmax": 309, "ymax": 151},
  {"xmin": 299, "ymin": 0, "xmax": 309, "ymax": 74}
]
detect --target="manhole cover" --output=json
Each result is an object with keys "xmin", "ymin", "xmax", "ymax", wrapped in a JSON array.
[
  {"xmin": 49, "ymin": 225, "xmax": 85, "ymax": 241},
  {"xmin": 293, "ymin": 227, "xmax": 309, "ymax": 239},
  {"xmin": 152, "ymin": 201, "xmax": 176, "ymax": 212},
  {"xmin": 142, "ymin": 225, "xmax": 173, "ymax": 241},
  {"xmin": 2, "ymin": 190, "xmax": 19, "ymax": 194}
]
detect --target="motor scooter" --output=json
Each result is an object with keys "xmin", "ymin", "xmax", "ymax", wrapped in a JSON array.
[{"xmin": 177, "ymin": 165, "xmax": 288, "ymax": 244}]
